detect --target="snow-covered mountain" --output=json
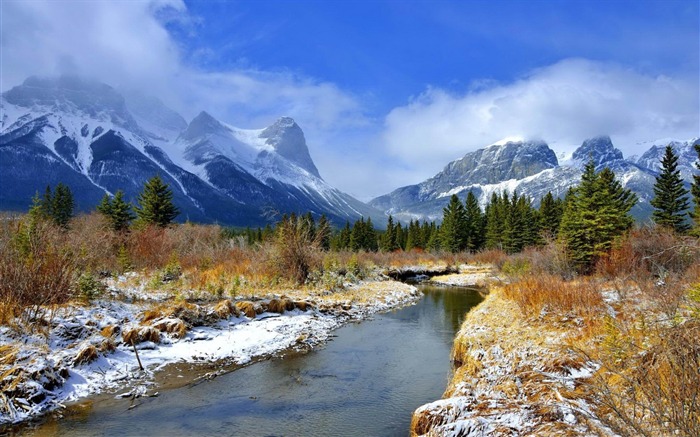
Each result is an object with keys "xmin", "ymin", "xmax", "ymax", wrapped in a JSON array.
[
  {"xmin": 370, "ymin": 136, "xmax": 700, "ymax": 223},
  {"xmin": 0, "ymin": 76, "xmax": 382, "ymax": 226}
]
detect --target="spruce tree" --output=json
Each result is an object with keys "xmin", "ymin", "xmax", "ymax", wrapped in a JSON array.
[
  {"xmin": 97, "ymin": 190, "xmax": 135, "ymax": 232},
  {"xmin": 651, "ymin": 145, "xmax": 690, "ymax": 233},
  {"xmin": 135, "ymin": 175, "xmax": 179, "ymax": 227},
  {"xmin": 485, "ymin": 192, "xmax": 507, "ymax": 249},
  {"xmin": 691, "ymin": 143, "xmax": 700, "ymax": 235},
  {"xmin": 560, "ymin": 161, "xmax": 637, "ymax": 273},
  {"xmin": 382, "ymin": 215, "xmax": 399, "ymax": 252},
  {"xmin": 539, "ymin": 191, "xmax": 563, "ymax": 238},
  {"xmin": 464, "ymin": 191, "xmax": 484, "ymax": 252},
  {"xmin": 440, "ymin": 194, "xmax": 467, "ymax": 253},
  {"xmin": 51, "ymin": 183, "xmax": 74, "ymax": 228}
]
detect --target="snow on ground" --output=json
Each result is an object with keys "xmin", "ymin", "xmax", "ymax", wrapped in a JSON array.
[
  {"xmin": 429, "ymin": 264, "xmax": 497, "ymax": 287},
  {"xmin": 0, "ymin": 279, "xmax": 420, "ymax": 426},
  {"xmin": 411, "ymin": 286, "xmax": 616, "ymax": 437}
]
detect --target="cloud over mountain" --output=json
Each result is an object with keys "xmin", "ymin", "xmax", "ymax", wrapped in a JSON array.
[{"xmin": 382, "ymin": 59, "xmax": 699, "ymax": 174}]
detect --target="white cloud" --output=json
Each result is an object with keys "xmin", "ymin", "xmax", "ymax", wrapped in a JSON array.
[
  {"xmin": 382, "ymin": 59, "xmax": 700, "ymax": 180},
  {"xmin": 0, "ymin": 0, "xmax": 371, "ymax": 195},
  {"xmin": 0, "ymin": 0, "xmax": 367, "ymax": 131}
]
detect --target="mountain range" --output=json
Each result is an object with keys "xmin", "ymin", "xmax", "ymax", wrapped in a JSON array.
[
  {"xmin": 0, "ymin": 76, "xmax": 382, "ymax": 226},
  {"xmin": 1, "ymin": 76, "xmax": 698, "ymax": 228},
  {"xmin": 369, "ymin": 136, "xmax": 700, "ymax": 222}
]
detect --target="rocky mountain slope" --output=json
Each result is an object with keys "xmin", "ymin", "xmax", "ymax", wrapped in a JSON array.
[
  {"xmin": 0, "ymin": 76, "xmax": 382, "ymax": 226},
  {"xmin": 370, "ymin": 136, "xmax": 699, "ymax": 222}
]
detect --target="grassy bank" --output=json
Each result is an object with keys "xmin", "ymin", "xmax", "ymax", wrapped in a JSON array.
[{"xmin": 412, "ymin": 227, "xmax": 700, "ymax": 437}]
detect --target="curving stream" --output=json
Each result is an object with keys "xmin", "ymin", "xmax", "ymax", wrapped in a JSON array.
[{"xmin": 24, "ymin": 284, "xmax": 483, "ymax": 437}]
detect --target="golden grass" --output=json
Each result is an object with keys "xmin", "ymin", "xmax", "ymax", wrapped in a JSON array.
[
  {"xmin": 122, "ymin": 326, "xmax": 161, "ymax": 345},
  {"xmin": 502, "ymin": 274, "xmax": 604, "ymax": 321},
  {"xmin": 211, "ymin": 299, "xmax": 239, "ymax": 319},
  {"xmin": 0, "ymin": 345, "xmax": 18, "ymax": 366},
  {"xmin": 100, "ymin": 325, "xmax": 120, "ymax": 338},
  {"xmin": 235, "ymin": 301, "xmax": 257, "ymax": 318},
  {"xmin": 73, "ymin": 345, "xmax": 99, "ymax": 365},
  {"xmin": 151, "ymin": 318, "xmax": 187, "ymax": 339}
]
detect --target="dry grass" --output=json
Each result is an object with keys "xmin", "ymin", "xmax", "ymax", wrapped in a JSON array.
[
  {"xmin": 151, "ymin": 318, "xmax": 187, "ymax": 338},
  {"xmin": 0, "ymin": 345, "xmax": 18, "ymax": 366},
  {"xmin": 73, "ymin": 345, "xmax": 98, "ymax": 365},
  {"xmin": 502, "ymin": 274, "xmax": 604, "ymax": 321},
  {"xmin": 210, "ymin": 299, "xmax": 240, "ymax": 319},
  {"xmin": 234, "ymin": 301, "xmax": 258, "ymax": 318},
  {"xmin": 122, "ymin": 326, "xmax": 161, "ymax": 345},
  {"xmin": 100, "ymin": 325, "xmax": 120, "ymax": 338}
]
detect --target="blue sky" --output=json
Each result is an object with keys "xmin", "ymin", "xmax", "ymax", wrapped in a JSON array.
[{"xmin": 2, "ymin": 0, "xmax": 699, "ymax": 199}]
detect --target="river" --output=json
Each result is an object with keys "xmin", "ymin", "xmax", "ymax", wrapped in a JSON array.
[{"xmin": 24, "ymin": 284, "xmax": 483, "ymax": 437}]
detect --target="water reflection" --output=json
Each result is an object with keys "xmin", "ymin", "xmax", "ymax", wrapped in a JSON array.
[{"xmin": 26, "ymin": 285, "xmax": 483, "ymax": 437}]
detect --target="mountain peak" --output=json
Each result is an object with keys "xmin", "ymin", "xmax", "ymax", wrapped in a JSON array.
[
  {"xmin": 259, "ymin": 117, "xmax": 320, "ymax": 178},
  {"xmin": 572, "ymin": 135, "xmax": 624, "ymax": 168},
  {"xmin": 3, "ymin": 75, "xmax": 130, "ymax": 124},
  {"xmin": 179, "ymin": 111, "xmax": 228, "ymax": 141}
]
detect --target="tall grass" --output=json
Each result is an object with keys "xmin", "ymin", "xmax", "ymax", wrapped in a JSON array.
[{"xmin": 502, "ymin": 274, "xmax": 604, "ymax": 320}]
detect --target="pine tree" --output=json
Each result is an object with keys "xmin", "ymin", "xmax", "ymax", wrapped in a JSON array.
[
  {"xmin": 691, "ymin": 143, "xmax": 700, "ymax": 236},
  {"xmin": 560, "ymin": 161, "xmax": 637, "ymax": 273},
  {"xmin": 440, "ymin": 194, "xmax": 467, "ymax": 253},
  {"xmin": 382, "ymin": 215, "xmax": 399, "ymax": 252},
  {"xmin": 485, "ymin": 192, "xmax": 507, "ymax": 250},
  {"xmin": 97, "ymin": 190, "xmax": 134, "ymax": 232},
  {"xmin": 29, "ymin": 184, "xmax": 73, "ymax": 228},
  {"xmin": 651, "ymin": 145, "xmax": 690, "ymax": 233},
  {"xmin": 364, "ymin": 217, "xmax": 378, "ymax": 251},
  {"xmin": 51, "ymin": 183, "xmax": 74, "ymax": 228},
  {"xmin": 539, "ymin": 191, "xmax": 563, "ymax": 239},
  {"xmin": 464, "ymin": 191, "xmax": 484, "ymax": 252},
  {"xmin": 135, "ymin": 175, "xmax": 179, "ymax": 227}
]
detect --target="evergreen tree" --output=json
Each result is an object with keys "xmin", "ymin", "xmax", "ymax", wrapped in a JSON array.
[
  {"xmin": 651, "ymin": 145, "xmax": 690, "ymax": 232},
  {"xmin": 135, "ymin": 175, "xmax": 179, "ymax": 227},
  {"xmin": 560, "ymin": 161, "xmax": 637, "ymax": 273},
  {"xmin": 29, "ymin": 184, "xmax": 74, "ymax": 228},
  {"xmin": 440, "ymin": 194, "xmax": 467, "ymax": 253},
  {"xmin": 405, "ymin": 220, "xmax": 423, "ymax": 251},
  {"xmin": 97, "ymin": 190, "xmax": 134, "ymax": 232},
  {"xmin": 316, "ymin": 214, "xmax": 331, "ymax": 250},
  {"xmin": 539, "ymin": 191, "xmax": 563, "ymax": 239},
  {"xmin": 396, "ymin": 222, "xmax": 406, "ymax": 250},
  {"xmin": 427, "ymin": 222, "xmax": 441, "ymax": 251},
  {"xmin": 691, "ymin": 143, "xmax": 700, "ymax": 236},
  {"xmin": 51, "ymin": 183, "xmax": 74, "ymax": 228},
  {"xmin": 485, "ymin": 191, "xmax": 507, "ymax": 250},
  {"xmin": 463, "ymin": 191, "xmax": 484, "ymax": 252},
  {"xmin": 364, "ymin": 217, "xmax": 378, "ymax": 251},
  {"xmin": 382, "ymin": 215, "xmax": 399, "ymax": 252}
]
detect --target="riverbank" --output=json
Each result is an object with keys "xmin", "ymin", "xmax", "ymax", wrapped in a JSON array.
[
  {"xmin": 0, "ymin": 275, "xmax": 420, "ymax": 427},
  {"xmin": 410, "ymin": 284, "xmax": 612, "ymax": 436}
]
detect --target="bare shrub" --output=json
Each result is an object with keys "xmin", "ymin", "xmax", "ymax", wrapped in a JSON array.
[
  {"xmin": 265, "ymin": 215, "xmax": 327, "ymax": 284},
  {"xmin": 592, "ymin": 320, "xmax": 700, "ymax": 436},
  {"xmin": 597, "ymin": 226, "xmax": 700, "ymax": 280},
  {"xmin": 0, "ymin": 217, "xmax": 76, "ymax": 328},
  {"xmin": 524, "ymin": 241, "xmax": 576, "ymax": 279}
]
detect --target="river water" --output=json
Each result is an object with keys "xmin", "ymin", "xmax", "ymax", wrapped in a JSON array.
[{"xmin": 25, "ymin": 285, "xmax": 483, "ymax": 437}]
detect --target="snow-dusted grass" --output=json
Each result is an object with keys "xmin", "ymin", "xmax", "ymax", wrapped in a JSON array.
[
  {"xmin": 411, "ymin": 285, "xmax": 611, "ymax": 436},
  {"xmin": 0, "ymin": 277, "xmax": 419, "ymax": 426}
]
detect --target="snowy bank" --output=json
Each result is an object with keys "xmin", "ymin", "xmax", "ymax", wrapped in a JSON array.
[
  {"xmin": 0, "ymin": 279, "xmax": 419, "ymax": 426},
  {"xmin": 410, "ymin": 286, "xmax": 614, "ymax": 437}
]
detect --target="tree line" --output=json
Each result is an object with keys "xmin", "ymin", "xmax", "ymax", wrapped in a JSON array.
[{"xmin": 28, "ymin": 144, "xmax": 700, "ymax": 274}]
